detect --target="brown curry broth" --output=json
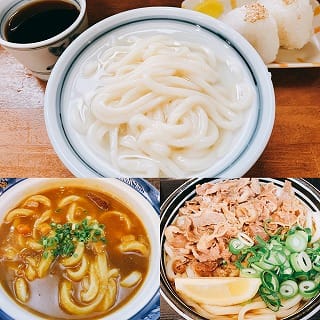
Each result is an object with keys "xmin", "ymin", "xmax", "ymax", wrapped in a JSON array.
[{"xmin": 0, "ymin": 186, "xmax": 150, "ymax": 319}]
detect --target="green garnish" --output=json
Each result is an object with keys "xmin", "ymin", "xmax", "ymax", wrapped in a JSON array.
[
  {"xmin": 40, "ymin": 218, "xmax": 106, "ymax": 258},
  {"xmin": 229, "ymin": 226, "xmax": 320, "ymax": 312},
  {"xmin": 228, "ymin": 238, "xmax": 247, "ymax": 255}
]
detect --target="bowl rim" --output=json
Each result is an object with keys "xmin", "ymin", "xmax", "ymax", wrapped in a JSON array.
[
  {"xmin": 0, "ymin": 177, "xmax": 160, "ymax": 320},
  {"xmin": 44, "ymin": 6, "xmax": 275, "ymax": 178},
  {"xmin": 160, "ymin": 178, "xmax": 320, "ymax": 320}
]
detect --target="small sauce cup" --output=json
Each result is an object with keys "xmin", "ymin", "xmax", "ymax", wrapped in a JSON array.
[{"xmin": 0, "ymin": 0, "xmax": 88, "ymax": 80}]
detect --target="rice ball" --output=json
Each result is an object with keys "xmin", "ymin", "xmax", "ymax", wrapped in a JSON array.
[
  {"xmin": 221, "ymin": 3, "xmax": 280, "ymax": 64},
  {"xmin": 259, "ymin": 0, "xmax": 313, "ymax": 49}
]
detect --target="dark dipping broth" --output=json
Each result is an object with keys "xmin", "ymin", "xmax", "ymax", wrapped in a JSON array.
[
  {"xmin": 4, "ymin": 0, "xmax": 80, "ymax": 44},
  {"xmin": 0, "ymin": 186, "xmax": 150, "ymax": 319}
]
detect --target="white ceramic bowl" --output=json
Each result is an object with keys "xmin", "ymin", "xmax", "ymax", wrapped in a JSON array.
[
  {"xmin": 0, "ymin": 178, "xmax": 160, "ymax": 320},
  {"xmin": 44, "ymin": 7, "xmax": 275, "ymax": 178}
]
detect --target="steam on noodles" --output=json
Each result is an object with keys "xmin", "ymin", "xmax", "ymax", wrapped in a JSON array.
[
  {"xmin": 69, "ymin": 35, "xmax": 254, "ymax": 177},
  {"xmin": 164, "ymin": 179, "xmax": 320, "ymax": 319}
]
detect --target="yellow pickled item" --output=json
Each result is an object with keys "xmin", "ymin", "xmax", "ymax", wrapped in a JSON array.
[{"xmin": 195, "ymin": 0, "xmax": 224, "ymax": 18}]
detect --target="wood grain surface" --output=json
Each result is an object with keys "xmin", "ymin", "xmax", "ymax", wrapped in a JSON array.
[{"xmin": 0, "ymin": 0, "xmax": 319, "ymax": 177}]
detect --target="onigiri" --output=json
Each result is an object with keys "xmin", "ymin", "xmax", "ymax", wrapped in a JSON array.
[
  {"xmin": 259, "ymin": 0, "xmax": 313, "ymax": 49},
  {"xmin": 221, "ymin": 3, "xmax": 280, "ymax": 64}
]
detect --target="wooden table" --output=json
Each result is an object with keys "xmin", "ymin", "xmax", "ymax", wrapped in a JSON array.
[{"xmin": 0, "ymin": 0, "xmax": 319, "ymax": 177}]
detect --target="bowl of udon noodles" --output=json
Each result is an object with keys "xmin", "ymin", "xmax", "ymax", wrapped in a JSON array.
[
  {"xmin": 160, "ymin": 178, "xmax": 320, "ymax": 320},
  {"xmin": 44, "ymin": 6, "xmax": 275, "ymax": 178},
  {"xmin": 0, "ymin": 178, "xmax": 160, "ymax": 320}
]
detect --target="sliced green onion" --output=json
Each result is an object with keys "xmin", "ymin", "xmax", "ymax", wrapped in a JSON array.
[
  {"xmin": 312, "ymin": 256, "xmax": 320, "ymax": 272},
  {"xmin": 228, "ymin": 238, "xmax": 247, "ymax": 254},
  {"xmin": 282, "ymin": 267, "xmax": 294, "ymax": 276},
  {"xmin": 268, "ymin": 239, "xmax": 283, "ymax": 251},
  {"xmin": 259, "ymin": 285, "xmax": 272, "ymax": 296},
  {"xmin": 296, "ymin": 252, "xmax": 312, "ymax": 272},
  {"xmin": 314, "ymin": 273, "xmax": 320, "ymax": 286},
  {"xmin": 293, "ymin": 272, "xmax": 310, "ymax": 281},
  {"xmin": 233, "ymin": 225, "xmax": 320, "ymax": 313},
  {"xmin": 280, "ymin": 260, "xmax": 294, "ymax": 276},
  {"xmin": 251, "ymin": 263, "xmax": 264, "ymax": 273},
  {"xmin": 279, "ymin": 280, "xmax": 299, "ymax": 299},
  {"xmin": 299, "ymin": 280, "xmax": 318, "ymax": 298},
  {"xmin": 313, "ymin": 242, "xmax": 320, "ymax": 250},
  {"xmin": 283, "ymin": 248, "xmax": 291, "ymax": 257},
  {"xmin": 286, "ymin": 233, "xmax": 308, "ymax": 253},
  {"xmin": 264, "ymin": 251, "xmax": 287, "ymax": 266},
  {"xmin": 259, "ymin": 287, "xmax": 281, "ymax": 312},
  {"xmin": 237, "ymin": 232, "xmax": 254, "ymax": 247},
  {"xmin": 304, "ymin": 228, "xmax": 312, "ymax": 240},
  {"xmin": 247, "ymin": 253, "xmax": 263, "ymax": 264},
  {"xmin": 290, "ymin": 253, "xmax": 303, "ymax": 272},
  {"xmin": 252, "ymin": 260, "xmax": 276, "ymax": 271},
  {"xmin": 240, "ymin": 268, "xmax": 260, "ymax": 278},
  {"xmin": 296, "ymin": 230, "xmax": 309, "ymax": 242},
  {"xmin": 261, "ymin": 270, "xmax": 279, "ymax": 292}
]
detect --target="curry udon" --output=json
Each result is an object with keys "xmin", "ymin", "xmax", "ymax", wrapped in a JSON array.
[{"xmin": 0, "ymin": 186, "xmax": 150, "ymax": 319}]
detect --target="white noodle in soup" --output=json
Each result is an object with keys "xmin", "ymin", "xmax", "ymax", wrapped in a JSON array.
[{"xmin": 67, "ymin": 34, "xmax": 255, "ymax": 177}]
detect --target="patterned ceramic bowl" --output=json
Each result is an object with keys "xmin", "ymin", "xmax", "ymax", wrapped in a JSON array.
[{"xmin": 44, "ymin": 7, "xmax": 275, "ymax": 178}]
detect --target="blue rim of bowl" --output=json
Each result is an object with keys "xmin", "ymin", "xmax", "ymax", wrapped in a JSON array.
[
  {"xmin": 44, "ymin": 6, "xmax": 275, "ymax": 178},
  {"xmin": 0, "ymin": 178, "xmax": 160, "ymax": 320},
  {"xmin": 160, "ymin": 178, "xmax": 320, "ymax": 320}
]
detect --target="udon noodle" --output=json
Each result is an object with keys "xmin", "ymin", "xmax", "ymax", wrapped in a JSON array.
[
  {"xmin": 70, "ymin": 35, "xmax": 254, "ymax": 177},
  {"xmin": 164, "ymin": 179, "xmax": 320, "ymax": 319},
  {"xmin": 0, "ymin": 186, "xmax": 150, "ymax": 319}
]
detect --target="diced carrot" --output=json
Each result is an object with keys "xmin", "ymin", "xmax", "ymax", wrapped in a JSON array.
[
  {"xmin": 16, "ymin": 224, "xmax": 31, "ymax": 235},
  {"xmin": 37, "ymin": 223, "xmax": 51, "ymax": 236}
]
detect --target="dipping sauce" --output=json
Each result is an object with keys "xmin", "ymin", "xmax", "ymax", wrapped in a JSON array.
[{"xmin": 4, "ymin": 0, "xmax": 80, "ymax": 44}]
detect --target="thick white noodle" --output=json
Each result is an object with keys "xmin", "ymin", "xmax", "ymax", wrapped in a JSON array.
[{"xmin": 71, "ymin": 35, "xmax": 253, "ymax": 177}]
